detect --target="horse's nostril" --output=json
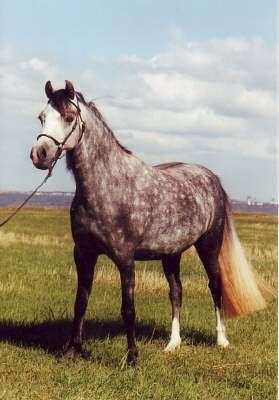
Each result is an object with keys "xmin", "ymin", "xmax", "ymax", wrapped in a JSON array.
[{"xmin": 39, "ymin": 148, "xmax": 47, "ymax": 161}]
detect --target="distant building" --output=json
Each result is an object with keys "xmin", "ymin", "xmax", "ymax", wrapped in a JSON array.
[{"xmin": 247, "ymin": 196, "xmax": 252, "ymax": 206}]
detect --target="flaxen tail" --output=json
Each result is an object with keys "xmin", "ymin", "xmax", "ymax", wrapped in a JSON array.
[{"xmin": 219, "ymin": 202, "xmax": 275, "ymax": 318}]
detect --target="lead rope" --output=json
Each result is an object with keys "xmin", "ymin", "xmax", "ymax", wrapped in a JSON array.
[{"xmin": 0, "ymin": 147, "xmax": 62, "ymax": 228}]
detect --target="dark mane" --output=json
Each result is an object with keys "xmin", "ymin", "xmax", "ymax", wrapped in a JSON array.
[{"xmin": 75, "ymin": 92, "xmax": 132, "ymax": 155}]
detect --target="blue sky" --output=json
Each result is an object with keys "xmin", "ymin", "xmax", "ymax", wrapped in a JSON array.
[{"xmin": 0, "ymin": 1, "xmax": 277, "ymax": 201}]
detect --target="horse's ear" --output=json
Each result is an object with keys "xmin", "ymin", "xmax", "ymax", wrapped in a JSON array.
[
  {"xmin": 45, "ymin": 80, "xmax": 53, "ymax": 99},
  {"xmin": 65, "ymin": 80, "xmax": 75, "ymax": 99}
]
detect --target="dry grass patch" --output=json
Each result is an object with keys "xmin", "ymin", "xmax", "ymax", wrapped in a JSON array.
[
  {"xmin": 0, "ymin": 231, "xmax": 71, "ymax": 247},
  {"xmin": 94, "ymin": 263, "xmax": 208, "ymax": 295},
  {"xmin": 0, "ymin": 279, "xmax": 25, "ymax": 294}
]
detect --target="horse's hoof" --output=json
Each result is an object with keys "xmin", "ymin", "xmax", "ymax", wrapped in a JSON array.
[
  {"xmin": 60, "ymin": 344, "xmax": 82, "ymax": 360},
  {"xmin": 217, "ymin": 338, "xmax": 230, "ymax": 348},
  {"xmin": 127, "ymin": 349, "xmax": 138, "ymax": 366},
  {"xmin": 164, "ymin": 337, "xmax": 181, "ymax": 352}
]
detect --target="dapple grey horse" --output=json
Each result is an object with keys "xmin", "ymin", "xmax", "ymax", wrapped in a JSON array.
[{"xmin": 31, "ymin": 80, "xmax": 268, "ymax": 365}]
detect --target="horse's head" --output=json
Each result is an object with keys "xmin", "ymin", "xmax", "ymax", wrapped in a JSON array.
[{"xmin": 30, "ymin": 80, "xmax": 84, "ymax": 170}]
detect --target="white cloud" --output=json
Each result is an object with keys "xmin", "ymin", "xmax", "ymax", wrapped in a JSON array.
[
  {"xmin": 98, "ymin": 36, "xmax": 277, "ymax": 162},
  {"xmin": 119, "ymin": 35, "xmax": 276, "ymax": 94},
  {"xmin": 115, "ymin": 127, "xmax": 274, "ymax": 162},
  {"xmin": 20, "ymin": 58, "xmax": 49, "ymax": 72},
  {"xmin": 0, "ymin": 47, "xmax": 14, "ymax": 63},
  {"xmin": 104, "ymin": 102, "xmax": 248, "ymax": 138},
  {"xmin": 0, "ymin": 52, "xmax": 63, "ymax": 114}
]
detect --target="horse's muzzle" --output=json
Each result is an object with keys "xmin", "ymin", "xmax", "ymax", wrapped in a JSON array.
[{"xmin": 30, "ymin": 141, "xmax": 57, "ymax": 170}]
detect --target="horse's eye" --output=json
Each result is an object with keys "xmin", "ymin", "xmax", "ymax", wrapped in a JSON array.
[{"xmin": 65, "ymin": 116, "xmax": 74, "ymax": 123}]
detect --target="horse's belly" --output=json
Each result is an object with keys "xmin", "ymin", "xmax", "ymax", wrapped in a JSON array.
[{"xmin": 135, "ymin": 223, "xmax": 203, "ymax": 259}]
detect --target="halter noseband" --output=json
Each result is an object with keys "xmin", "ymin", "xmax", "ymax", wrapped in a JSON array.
[{"xmin": 36, "ymin": 99, "xmax": 85, "ymax": 153}]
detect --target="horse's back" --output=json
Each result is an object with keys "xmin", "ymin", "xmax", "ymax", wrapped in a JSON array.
[
  {"xmin": 154, "ymin": 162, "xmax": 185, "ymax": 170},
  {"xmin": 153, "ymin": 161, "xmax": 223, "ymax": 196},
  {"xmin": 154, "ymin": 161, "xmax": 215, "ymax": 179}
]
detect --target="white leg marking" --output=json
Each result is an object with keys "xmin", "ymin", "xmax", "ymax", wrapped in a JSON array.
[
  {"xmin": 164, "ymin": 317, "xmax": 181, "ymax": 351},
  {"xmin": 216, "ymin": 307, "xmax": 230, "ymax": 348}
]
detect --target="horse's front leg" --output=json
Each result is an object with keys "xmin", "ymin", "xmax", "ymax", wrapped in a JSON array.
[
  {"xmin": 62, "ymin": 246, "xmax": 98, "ymax": 359},
  {"xmin": 117, "ymin": 258, "xmax": 138, "ymax": 366}
]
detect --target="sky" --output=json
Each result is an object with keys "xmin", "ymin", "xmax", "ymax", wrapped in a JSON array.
[{"xmin": 0, "ymin": 0, "xmax": 277, "ymax": 201}]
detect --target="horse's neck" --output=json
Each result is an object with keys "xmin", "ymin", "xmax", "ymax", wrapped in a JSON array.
[{"xmin": 67, "ymin": 108, "xmax": 146, "ymax": 196}]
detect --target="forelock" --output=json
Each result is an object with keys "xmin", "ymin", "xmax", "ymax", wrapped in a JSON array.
[{"xmin": 49, "ymin": 89, "xmax": 71, "ymax": 115}]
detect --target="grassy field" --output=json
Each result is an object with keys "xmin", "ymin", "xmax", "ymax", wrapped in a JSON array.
[{"xmin": 0, "ymin": 208, "xmax": 277, "ymax": 400}]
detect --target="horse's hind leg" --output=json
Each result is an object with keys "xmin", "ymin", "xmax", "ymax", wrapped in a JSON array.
[
  {"xmin": 195, "ymin": 234, "xmax": 229, "ymax": 348},
  {"xmin": 162, "ymin": 254, "xmax": 182, "ymax": 351},
  {"xmin": 62, "ymin": 246, "xmax": 98, "ymax": 359}
]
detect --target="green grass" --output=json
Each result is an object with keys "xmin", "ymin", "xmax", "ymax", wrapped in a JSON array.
[{"xmin": 0, "ymin": 208, "xmax": 277, "ymax": 400}]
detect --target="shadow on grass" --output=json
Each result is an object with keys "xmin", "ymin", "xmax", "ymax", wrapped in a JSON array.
[{"xmin": 0, "ymin": 318, "xmax": 215, "ymax": 355}]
